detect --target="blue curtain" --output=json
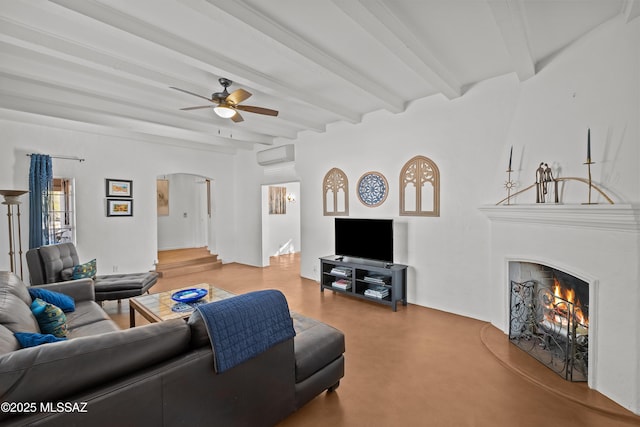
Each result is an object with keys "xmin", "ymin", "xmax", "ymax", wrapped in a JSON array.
[{"xmin": 29, "ymin": 154, "xmax": 53, "ymax": 249}]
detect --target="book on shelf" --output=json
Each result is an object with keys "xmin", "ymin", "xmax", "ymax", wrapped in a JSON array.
[
  {"xmin": 330, "ymin": 267, "xmax": 351, "ymax": 277},
  {"xmin": 332, "ymin": 279, "xmax": 351, "ymax": 290},
  {"xmin": 364, "ymin": 284, "xmax": 389, "ymax": 299},
  {"xmin": 364, "ymin": 289, "xmax": 389, "ymax": 299},
  {"xmin": 363, "ymin": 273, "xmax": 389, "ymax": 285}
]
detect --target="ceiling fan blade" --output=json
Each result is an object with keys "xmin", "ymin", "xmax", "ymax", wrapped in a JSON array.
[
  {"xmin": 226, "ymin": 88, "xmax": 252, "ymax": 105},
  {"xmin": 180, "ymin": 105, "xmax": 214, "ymax": 111},
  {"xmin": 236, "ymin": 105, "xmax": 279, "ymax": 116},
  {"xmin": 230, "ymin": 111, "xmax": 244, "ymax": 123},
  {"xmin": 169, "ymin": 87, "xmax": 214, "ymax": 103}
]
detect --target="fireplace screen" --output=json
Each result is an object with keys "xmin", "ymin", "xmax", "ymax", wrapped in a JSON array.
[{"xmin": 509, "ymin": 270, "xmax": 589, "ymax": 382}]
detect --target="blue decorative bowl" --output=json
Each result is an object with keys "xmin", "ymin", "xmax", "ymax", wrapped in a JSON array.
[{"xmin": 171, "ymin": 288, "xmax": 208, "ymax": 304}]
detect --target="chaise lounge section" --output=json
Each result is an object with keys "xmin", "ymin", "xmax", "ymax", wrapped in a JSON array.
[
  {"xmin": 26, "ymin": 242, "xmax": 158, "ymax": 302},
  {"xmin": 0, "ymin": 271, "xmax": 345, "ymax": 426}
]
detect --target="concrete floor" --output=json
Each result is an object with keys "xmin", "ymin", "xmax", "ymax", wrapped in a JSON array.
[{"xmin": 104, "ymin": 253, "xmax": 640, "ymax": 427}]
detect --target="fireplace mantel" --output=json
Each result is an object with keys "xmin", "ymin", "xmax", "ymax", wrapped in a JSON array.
[{"xmin": 479, "ymin": 204, "xmax": 640, "ymax": 232}]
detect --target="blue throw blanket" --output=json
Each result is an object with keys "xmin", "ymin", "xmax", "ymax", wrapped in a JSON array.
[{"xmin": 196, "ymin": 289, "xmax": 296, "ymax": 373}]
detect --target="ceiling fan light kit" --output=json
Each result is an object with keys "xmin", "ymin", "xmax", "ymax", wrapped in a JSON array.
[
  {"xmin": 214, "ymin": 106, "xmax": 236, "ymax": 118},
  {"xmin": 171, "ymin": 78, "xmax": 278, "ymax": 123}
]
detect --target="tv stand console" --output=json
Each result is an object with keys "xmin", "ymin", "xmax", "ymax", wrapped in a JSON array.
[{"xmin": 320, "ymin": 256, "xmax": 408, "ymax": 311}]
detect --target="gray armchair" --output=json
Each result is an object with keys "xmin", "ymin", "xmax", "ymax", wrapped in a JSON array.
[{"xmin": 26, "ymin": 243, "xmax": 157, "ymax": 302}]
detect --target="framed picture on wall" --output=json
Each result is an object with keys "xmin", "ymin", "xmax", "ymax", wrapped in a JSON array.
[
  {"xmin": 106, "ymin": 179, "xmax": 133, "ymax": 198},
  {"xmin": 157, "ymin": 179, "xmax": 169, "ymax": 216},
  {"xmin": 268, "ymin": 186, "xmax": 287, "ymax": 215},
  {"xmin": 107, "ymin": 199, "xmax": 133, "ymax": 217}
]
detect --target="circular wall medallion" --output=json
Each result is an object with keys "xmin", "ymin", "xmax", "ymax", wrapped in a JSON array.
[{"xmin": 357, "ymin": 171, "xmax": 388, "ymax": 207}]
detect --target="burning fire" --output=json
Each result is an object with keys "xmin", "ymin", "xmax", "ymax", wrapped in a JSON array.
[{"xmin": 550, "ymin": 278, "xmax": 589, "ymax": 329}]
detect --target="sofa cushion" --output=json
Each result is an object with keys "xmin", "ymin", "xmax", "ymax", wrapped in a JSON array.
[
  {"xmin": 0, "ymin": 271, "xmax": 32, "ymax": 305},
  {"xmin": 60, "ymin": 267, "xmax": 74, "ymax": 281},
  {"xmin": 65, "ymin": 301, "xmax": 114, "ymax": 331},
  {"xmin": 36, "ymin": 243, "xmax": 80, "ymax": 283},
  {"xmin": 72, "ymin": 259, "xmax": 97, "ymax": 279},
  {"xmin": 0, "ymin": 325, "xmax": 19, "ymax": 354},
  {"xmin": 28, "ymin": 288, "xmax": 75, "ymax": 312},
  {"xmin": 0, "ymin": 291, "xmax": 40, "ymax": 334},
  {"xmin": 30, "ymin": 298, "xmax": 68, "ymax": 338},
  {"xmin": 66, "ymin": 319, "xmax": 120, "ymax": 338},
  {"xmin": 14, "ymin": 332, "xmax": 67, "ymax": 348},
  {"xmin": 294, "ymin": 320, "xmax": 345, "ymax": 383},
  {"xmin": 0, "ymin": 319, "xmax": 191, "ymax": 404}
]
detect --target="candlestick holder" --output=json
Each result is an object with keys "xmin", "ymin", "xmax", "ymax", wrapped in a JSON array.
[
  {"xmin": 504, "ymin": 168, "xmax": 516, "ymax": 205},
  {"xmin": 583, "ymin": 159, "xmax": 597, "ymax": 205}
]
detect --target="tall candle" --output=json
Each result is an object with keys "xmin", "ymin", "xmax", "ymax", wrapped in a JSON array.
[
  {"xmin": 508, "ymin": 146, "xmax": 513, "ymax": 170},
  {"xmin": 587, "ymin": 128, "xmax": 591, "ymax": 161}
]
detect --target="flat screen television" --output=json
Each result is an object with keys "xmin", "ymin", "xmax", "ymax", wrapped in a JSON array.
[{"xmin": 334, "ymin": 218, "xmax": 393, "ymax": 263}]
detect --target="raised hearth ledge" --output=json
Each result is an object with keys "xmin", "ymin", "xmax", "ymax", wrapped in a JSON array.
[{"xmin": 478, "ymin": 204, "xmax": 640, "ymax": 232}]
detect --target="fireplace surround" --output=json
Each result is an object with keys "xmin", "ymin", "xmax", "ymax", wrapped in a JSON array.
[{"xmin": 480, "ymin": 204, "xmax": 640, "ymax": 415}]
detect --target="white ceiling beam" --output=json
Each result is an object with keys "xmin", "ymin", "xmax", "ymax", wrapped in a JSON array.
[
  {"xmin": 49, "ymin": 0, "xmax": 362, "ymax": 124},
  {"xmin": 622, "ymin": 0, "xmax": 640, "ymax": 22},
  {"xmin": 192, "ymin": 0, "xmax": 404, "ymax": 114},
  {"xmin": 487, "ymin": 0, "xmax": 536, "ymax": 81},
  {"xmin": 0, "ymin": 68, "xmax": 278, "ymax": 144},
  {"xmin": 0, "ymin": 106, "xmax": 243, "ymax": 155},
  {"xmin": 0, "ymin": 18, "xmax": 310, "ymax": 139},
  {"xmin": 332, "ymin": 0, "xmax": 461, "ymax": 100},
  {"xmin": 0, "ymin": 88, "xmax": 261, "ymax": 150}
]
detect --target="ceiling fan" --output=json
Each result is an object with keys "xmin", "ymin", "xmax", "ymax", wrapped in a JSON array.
[{"xmin": 170, "ymin": 78, "xmax": 278, "ymax": 123}]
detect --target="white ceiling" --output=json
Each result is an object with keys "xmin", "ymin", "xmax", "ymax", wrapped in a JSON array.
[{"xmin": 1, "ymin": 0, "xmax": 638, "ymax": 153}]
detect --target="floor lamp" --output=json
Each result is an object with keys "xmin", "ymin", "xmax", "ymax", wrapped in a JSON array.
[{"xmin": 0, "ymin": 190, "xmax": 29, "ymax": 280}]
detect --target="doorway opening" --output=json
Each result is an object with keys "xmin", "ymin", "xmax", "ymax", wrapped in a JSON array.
[{"xmin": 261, "ymin": 181, "xmax": 300, "ymax": 267}]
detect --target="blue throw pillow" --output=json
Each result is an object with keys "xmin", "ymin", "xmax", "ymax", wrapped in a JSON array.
[
  {"xmin": 30, "ymin": 298, "xmax": 68, "ymax": 338},
  {"xmin": 72, "ymin": 259, "xmax": 97, "ymax": 279},
  {"xmin": 14, "ymin": 332, "xmax": 67, "ymax": 348},
  {"xmin": 28, "ymin": 288, "xmax": 75, "ymax": 313}
]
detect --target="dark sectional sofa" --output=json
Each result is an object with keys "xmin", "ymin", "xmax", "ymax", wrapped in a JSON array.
[{"xmin": 0, "ymin": 271, "xmax": 345, "ymax": 426}]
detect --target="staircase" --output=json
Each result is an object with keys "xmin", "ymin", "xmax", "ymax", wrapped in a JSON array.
[{"xmin": 155, "ymin": 247, "xmax": 222, "ymax": 278}]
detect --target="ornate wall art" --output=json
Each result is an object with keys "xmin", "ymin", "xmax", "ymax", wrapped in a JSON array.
[
  {"xmin": 323, "ymin": 168, "xmax": 349, "ymax": 216},
  {"xmin": 399, "ymin": 155, "xmax": 440, "ymax": 217},
  {"xmin": 357, "ymin": 171, "xmax": 388, "ymax": 207}
]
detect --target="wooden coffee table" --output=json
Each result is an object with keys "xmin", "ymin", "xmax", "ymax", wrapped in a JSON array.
[{"xmin": 129, "ymin": 284, "xmax": 235, "ymax": 327}]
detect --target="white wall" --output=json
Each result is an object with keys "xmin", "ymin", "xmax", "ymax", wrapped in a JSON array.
[
  {"xmin": 295, "ymin": 15, "xmax": 639, "ymax": 324},
  {"xmin": 0, "ymin": 122, "xmax": 238, "ymax": 278}
]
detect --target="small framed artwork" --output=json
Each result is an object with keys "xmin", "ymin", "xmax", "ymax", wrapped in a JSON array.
[
  {"xmin": 268, "ymin": 186, "xmax": 287, "ymax": 215},
  {"xmin": 106, "ymin": 179, "xmax": 133, "ymax": 198},
  {"xmin": 107, "ymin": 199, "xmax": 133, "ymax": 217},
  {"xmin": 157, "ymin": 179, "xmax": 169, "ymax": 216}
]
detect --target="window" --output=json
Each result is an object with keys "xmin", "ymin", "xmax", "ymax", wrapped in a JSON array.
[{"xmin": 48, "ymin": 178, "xmax": 75, "ymax": 244}]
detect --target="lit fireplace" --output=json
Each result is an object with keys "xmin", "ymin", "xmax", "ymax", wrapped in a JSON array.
[{"xmin": 509, "ymin": 262, "xmax": 589, "ymax": 381}]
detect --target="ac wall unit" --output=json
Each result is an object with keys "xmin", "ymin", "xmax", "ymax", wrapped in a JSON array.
[{"xmin": 256, "ymin": 144, "xmax": 295, "ymax": 166}]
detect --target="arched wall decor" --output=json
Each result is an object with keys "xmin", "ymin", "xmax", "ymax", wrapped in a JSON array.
[
  {"xmin": 357, "ymin": 171, "xmax": 389, "ymax": 207},
  {"xmin": 323, "ymin": 167, "xmax": 349, "ymax": 216},
  {"xmin": 400, "ymin": 155, "xmax": 440, "ymax": 217}
]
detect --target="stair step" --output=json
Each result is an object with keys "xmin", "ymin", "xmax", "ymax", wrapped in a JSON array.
[
  {"xmin": 157, "ymin": 254, "xmax": 219, "ymax": 270},
  {"xmin": 156, "ymin": 247, "xmax": 222, "ymax": 278},
  {"xmin": 156, "ymin": 260, "xmax": 222, "ymax": 278}
]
